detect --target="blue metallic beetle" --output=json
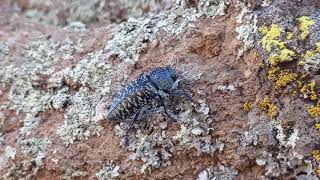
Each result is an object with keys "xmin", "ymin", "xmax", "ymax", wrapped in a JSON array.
[{"xmin": 107, "ymin": 66, "xmax": 192, "ymax": 145}]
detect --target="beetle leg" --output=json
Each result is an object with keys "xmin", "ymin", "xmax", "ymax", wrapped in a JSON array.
[
  {"xmin": 170, "ymin": 90, "xmax": 193, "ymax": 102},
  {"xmin": 158, "ymin": 95, "xmax": 176, "ymax": 122},
  {"xmin": 124, "ymin": 109, "xmax": 141, "ymax": 146}
]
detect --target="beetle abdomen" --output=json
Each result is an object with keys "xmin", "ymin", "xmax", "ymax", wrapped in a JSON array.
[{"xmin": 107, "ymin": 75, "xmax": 157, "ymax": 121}]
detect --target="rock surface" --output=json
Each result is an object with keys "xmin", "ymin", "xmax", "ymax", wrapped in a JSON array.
[{"xmin": 0, "ymin": 0, "xmax": 319, "ymax": 179}]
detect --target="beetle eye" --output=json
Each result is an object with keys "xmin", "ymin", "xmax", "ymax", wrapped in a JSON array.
[{"xmin": 171, "ymin": 74, "xmax": 177, "ymax": 81}]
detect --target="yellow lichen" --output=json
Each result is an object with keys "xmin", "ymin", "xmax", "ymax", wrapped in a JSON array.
[
  {"xmin": 259, "ymin": 24, "xmax": 286, "ymax": 52},
  {"xmin": 267, "ymin": 67, "xmax": 297, "ymax": 89},
  {"xmin": 298, "ymin": 16, "xmax": 315, "ymax": 40},
  {"xmin": 243, "ymin": 101, "xmax": 253, "ymax": 112},
  {"xmin": 260, "ymin": 24, "xmax": 296, "ymax": 65},
  {"xmin": 312, "ymin": 150, "xmax": 320, "ymax": 161},
  {"xmin": 316, "ymin": 122, "xmax": 320, "ymax": 130},
  {"xmin": 300, "ymin": 81, "xmax": 318, "ymax": 100},
  {"xmin": 309, "ymin": 81, "xmax": 318, "ymax": 100},
  {"xmin": 316, "ymin": 168, "xmax": 320, "ymax": 176},
  {"xmin": 300, "ymin": 84, "xmax": 307, "ymax": 93},
  {"xmin": 269, "ymin": 49, "xmax": 295, "ymax": 65},
  {"xmin": 304, "ymin": 42, "xmax": 320, "ymax": 60},
  {"xmin": 268, "ymin": 66, "xmax": 280, "ymax": 80},
  {"xmin": 259, "ymin": 62, "xmax": 265, "ymax": 68},
  {"xmin": 276, "ymin": 72, "xmax": 297, "ymax": 89},
  {"xmin": 286, "ymin": 32, "xmax": 293, "ymax": 40},
  {"xmin": 259, "ymin": 98, "xmax": 278, "ymax": 118},
  {"xmin": 308, "ymin": 104, "xmax": 320, "ymax": 118},
  {"xmin": 299, "ymin": 43, "xmax": 320, "ymax": 65}
]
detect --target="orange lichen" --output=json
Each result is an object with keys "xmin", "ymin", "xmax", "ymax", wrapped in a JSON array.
[
  {"xmin": 243, "ymin": 101, "xmax": 253, "ymax": 112},
  {"xmin": 259, "ymin": 98, "xmax": 278, "ymax": 118},
  {"xmin": 267, "ymin": 67, "xmax": 297, "ymax": 89},
  {"xmin": 308, "ymin": 105, "xmax": 320, "ymax": 118},
  {"xmin": 309, "ymin": 81, "xmax": 318, "ymax": 100},
  {"xmin": 312, "ymin": 150, "xmax": 320, "ymax": 161},
  {"xmin": 299, "ymin": 81, "xmax": 318, "ymax": 100}
]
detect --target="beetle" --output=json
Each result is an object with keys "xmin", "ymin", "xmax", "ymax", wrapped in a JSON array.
[{"xmin": 106, "ymin": 66, "xmax": 192, "ymax": 145}]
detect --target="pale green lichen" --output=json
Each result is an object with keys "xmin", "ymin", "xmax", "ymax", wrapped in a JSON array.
[
  {"xmin": 56, "ymin": 50, "xmax": 112, "ymax": 146},
  {"xmin": 0, "ymin": 42, "xmax": 9, "ymax": 61},
  {"xmin": 24, "ymin": 0, "xmax": 116, "ymax": 26},
  {"xmin": 1, "ymin": 36, "xmax": 83, "ymax": 142},
  {"xmin": 275, "ymin": 124, "xmax": 299, "ymax": 149},
  {"xmin": 235, "ymin": 16, "xmax": 258, "ymax": 57},
  {"xmin": 105, "ymin": 0, "xmax": 228, "ymax": 62},
  {"xmin": 96, "ymin": 161, "xmax": 121, "ymax": 179},
  {"xmin": 235, "ymin": 7, "xmax": 258, "ymax": 58},
  {"xmin": 21, "ymin": 138, "xmax": 52, "ymax": 158},
  {"xmin": 5, "ymin": 146, "xmax": 16, "ymax": 160},
  {"xmin": 302, "ymin": 43, "xmax": 320, "ymax": 71},
  {"xmin": 62, "ymin": 169, "xmax": 88, "ymax": 179}
]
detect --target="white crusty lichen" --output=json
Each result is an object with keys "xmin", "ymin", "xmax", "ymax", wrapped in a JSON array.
[
  {"xmin": 105, "ymin": 17, "xmax": 159, "ymax": 63},
  {"xmin": 62, "ymin": 169, "xmax": 88, "ymax": 179},
  {"xmin": 157, "ymin": 0, "xmax": 227, "ymax": 35},
  {"xmin": 104, "ymin": 0, "xmax": 228, "ymax": 62},
  {"xmin": 96, "ymin": 161, "xmax": 121, "ymax": 179},
  {"xmin": 21, "ymin": 138, "xmax": 52, "ymax": 158},
  {"xmin": 20, "ymin": 138, "xmax": 52, "ymax": 167},
  {"xmin": 197, "ymin": 165, "xmax": 238, "ymax": 180},
  {"xmin": 275, "ymin": 124, "xmax": 299, "ymax": 149},
  {"xmin": 235, "ymin": 13, "xmax": 258, "ymax": 58},
  {"xmin": 120, "ymin": 100, "xmax": 222, "ymax": 172},
  {"xmin": 256, "ymin": 151, "xmax": 311, "ymax": 178},
  {"xmin": 56, "ymin": 50, "xmax": 112, "ymax": 146},
  {"xmin": 56, "ymin": 89, "xmax": 104, "ymax": 145},
  {"xmin": 1, "ymin": 36, "xmax": 83, "ymax": 142},
  {"xmin": 5, "ymin": 146, "xmax": 16, "ymax": 160},
  {"xmin": 0, "ymin": 42, "xmax": 9, "ymax": 61},
  {"xmin": 121, "ymin": 0, "xmax": 174, "ymax": 17},
  {"xmin": 304, "ymin": 53, "xmax": 320, "ymax": 73}
]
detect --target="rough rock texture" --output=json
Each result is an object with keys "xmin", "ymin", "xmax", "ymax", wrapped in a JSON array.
[{"xmin": 0, "ymin": 0, "xmax": 320, "ymax": 179}]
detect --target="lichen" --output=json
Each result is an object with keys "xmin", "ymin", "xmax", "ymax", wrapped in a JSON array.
[
  {"xmin": 267, "ymin": 67, "xmax": 296, "ymax": 89},
  {"xmin": 4, "ymin": 146, "xmax": 16, "ymax": 160},
  {"xmin": 105, "ymin": 0, "xmax": 228, "ymax": 62},
  {"xmin": 298, "ymin": 16, "xmax": 315, "ymax": 40},
  {"xmin": 286, "ymin": 32, "xmax": 293, "ymax": 40},
  {"xmin": 95, "ymin": 161, "xmax": 121, "ymax": 179},
  {"xmin": 302, "ymin": 43, "xmax": 320, "ymax": 71},
  {"xmin": 259, "ymin": 98, "xmax": 278, "ymax": 118},
  {"xmin": 196, "ymin": 166, "xmax": 238, "ymax": 180},
  {"xmin": 104, "ymin": 17, "xmax": 158, "ymax": 62},
  {"xmin": 56, "ymin": 50, "xmax": 112, "ymax": 146},
  {"xmin": 312, "ymin": 150, "xmax": 320, "ymax": 161},
  {"xmin": 243, "ymin": 101, "xmax": 253, "ymax": 112},
  {"xmin": 275, "ymin": 124, "xmax": 299, "ymax": 149},
  {"xmin": 268, "ymin": 49, "xmax": 295, "ymax": 66},
  {"xmin": 259, "ymin": 24, "xmax": 297, "ymax": 66},
  {"xmin": 259, "ymin": 24, "xmax": 285, "ymax": 52},
  {"xmin": 235, "ymin": 14, "xmax": 258, "ymax": 58},
  {"xmin": 308, "ymin": 104, "xmax": 320, "ymax": 118},
  {"xmin": 21, "ymin": 138, "xmax": 52, "ymax": 158}
]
